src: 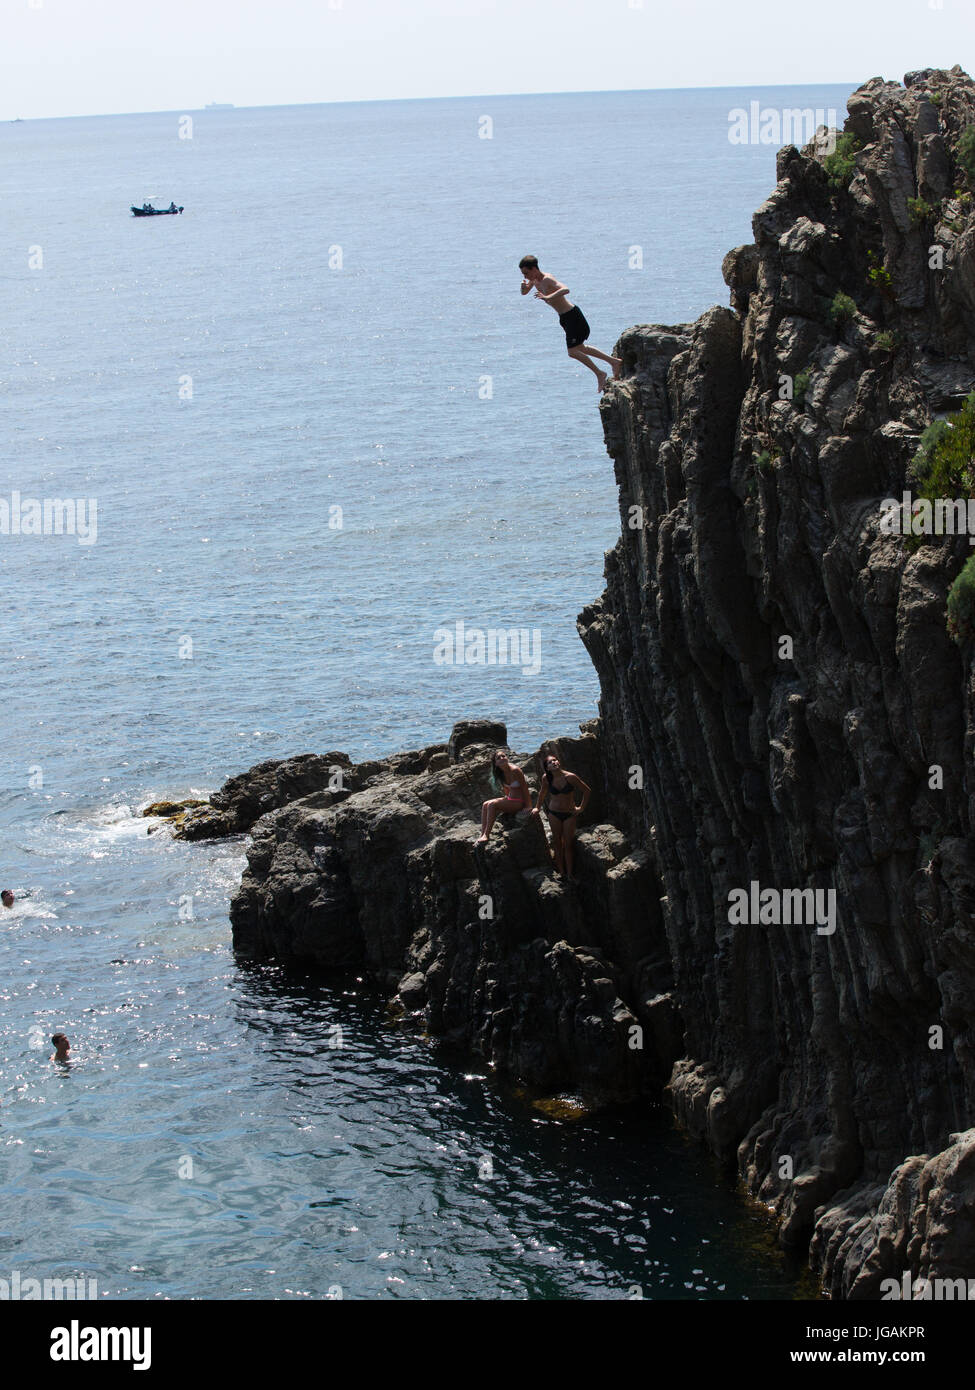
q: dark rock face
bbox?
[175,752,357,840]
[178,69,975,1294]
[447,719,508,761]
[578,69,975,1289]
[811,1126,975,1298]
[226,725,675,1102]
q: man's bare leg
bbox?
[578,343,623,377]
[568,345,609,391]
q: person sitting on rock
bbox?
[532,748,590,879]
[477,750,531,844]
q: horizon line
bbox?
[2,77,870,125]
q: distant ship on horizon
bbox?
[204,102,234,110]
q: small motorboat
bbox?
[131,202,184,217]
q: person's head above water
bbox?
[51,1033,70,1061]
[1,889,14,908]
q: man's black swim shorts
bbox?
[559,305,590,350]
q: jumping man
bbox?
[519,256,621,391]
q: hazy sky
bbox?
[2,0,972,120]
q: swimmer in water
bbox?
[1,890,14,908]
[51,1033,71,1063]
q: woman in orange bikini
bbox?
[532,748,591,879]
[477,750,531,844]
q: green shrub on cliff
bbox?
[909,418,953,486]
[947,555,975,644]
[908,196,940,224]
[917,821,945,867]
[823,132,862,189]
[909,391,975,497]
[866,249,893,292]
[793,368,813,407]
[958,127,975,185]
[828,291,857,325]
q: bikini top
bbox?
[547,775,573,796]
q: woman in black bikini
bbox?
[532,749,591,879]
[477,750,531,844]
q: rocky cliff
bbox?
[171,68,975,1297]
[578,65,975,1297]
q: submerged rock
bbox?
[142,798,207,834]
[527,1094,593,1122]
[142,798,206,819]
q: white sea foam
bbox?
[55,802,158,850]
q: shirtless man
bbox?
[51,1033,71,1063]
[519,255,622,391]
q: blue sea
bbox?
[0,86,851,1299]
